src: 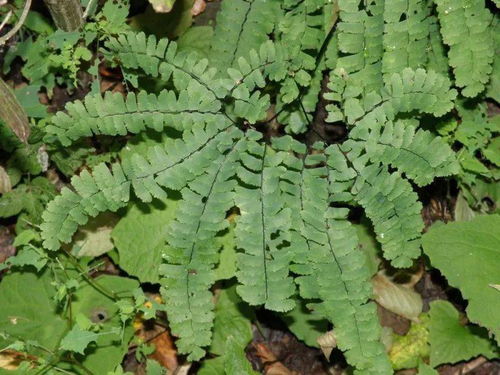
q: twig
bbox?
[82,0,97,20]
[0,0,32,46]
[455,356,488,375]
[0,10,13,32]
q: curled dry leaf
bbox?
[316,330,337,360]
[372,272,423,322]
[134,312,178,372]
[149,0,176,13]
[0,351,35,370]
[0,166,12,194]
[191,0,206,16]
[254,342,296,375]
[489,284,500,292]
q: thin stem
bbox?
[0,10,13,31]
[0,0,32,46]
[62,252,118,300]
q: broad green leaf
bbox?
[454,191,477,222]
[429,300,498,366]
[60,326,100,354]
[14,85,47,118]
[177,26,214,58]
[422,215,500,342]
[280,297,328,348]
[389,315,430,370]
[73,213,119,258]
[112,198,179,283]
[6,247,47,271]
[146,359,166,374]
[418,363,438,375]
[198,357,225,375]
[224,335,259,375]
[209,285,253,356]
[0,270,66,354]
[354,220,381,276]
[71,275,139,374]
[214,224,237,281]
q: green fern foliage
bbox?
[160,145,240,360]
[336,0,384,95]
[45,88,224,146]
[235,133,295,312]
[104,32,219,93]
[293,152,392,374]
[36,0,493,370]
[209,0,279,69]
[353,164,423,267]
[41,163,130,250]
[434,0,494,97]
[382,0,430,75]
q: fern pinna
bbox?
[40,0,496,373]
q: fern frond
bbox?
[382,0,430,75]
[351,164,423,267]
[426,15,449,75]
[234,132,295,312]
[45,87,224,146]
[125,123,241,202]
[41,123,241,250]
[221,42,281,123]
[336,0,384,95]
[349,119,459,185]
[382,68,456,117]
[434,0,494,97]
[104,32,221,95]
[277,63,324,133]
[160,144,240,361]
[339,68,456,125]
[209,0,279,70]
[41,163,130,250]
[294,156,392,374]
[273,0,326,107]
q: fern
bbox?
[41,163,130,250]
[209,0,279,69]
[234,133,295,311]
[336,0,385,95]
[434,0,494,97]
[382,0,430,75]
[37,0,492,369]
[44,88,224,146]
[160,141,241,360]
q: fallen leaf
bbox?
[191,0,206,16]
[254,342,296,375]
[316,330,337,360]
[149,0,176,13]
[0,166,11,194]
[0,350,35,370]
[134,313,178,372]
[373,271,423,321]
